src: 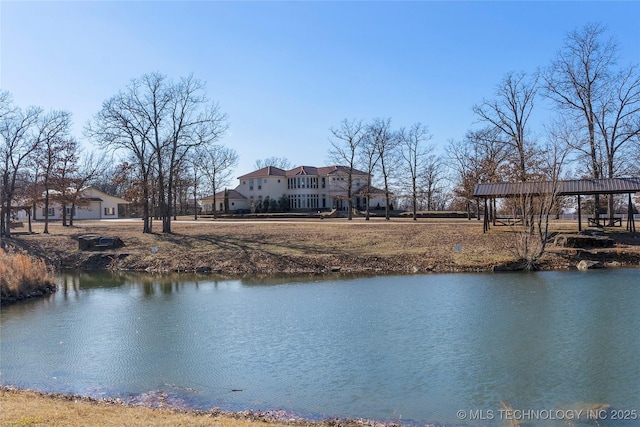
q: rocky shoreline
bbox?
[0,282,57,305]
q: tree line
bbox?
[2,23,639,238]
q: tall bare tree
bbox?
[88,72,228,233]
[358,127,380,221]
[398,123,433,220]
[542,23,617,221]
[369,118,398,220]
[33,110,73,233]
[473,71,539,182]
[328,118,366,220]
[596,65,640,222]
[0,93,43,238]
[87,87,156,233]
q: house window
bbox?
[65,206,75,216]
[42,207,55,216]
[249,179,254,190]
[258,178,262,190]
[104,207,115,216]
[322,177,326,188]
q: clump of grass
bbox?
[0,250,56,302]
[500,401,520,427]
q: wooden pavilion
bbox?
[473,177,640,233]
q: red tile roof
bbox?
[237,166,287,179]
[238,165,370,179]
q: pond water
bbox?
[1,270,639,426]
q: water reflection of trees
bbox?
[56,271,382,297]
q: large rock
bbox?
[554,234,613,248]
[577,260,604,270]
[78,235,124,251]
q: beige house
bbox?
[202,165,386,213]
[33,186,131,220]
[200,189,249,213]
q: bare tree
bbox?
[369,118,398,220]
[358,127,380,220]
[66,150,106,226]
[328,119,365,220]
[398,123,433,220]
[88,72,228,233]
[420,153,446,211]
[447,138,481,219]
[254,156,291,170]
[542,23,617,222]
[33,110,73,233]
[511,134,571,270]
[87,86,156,233]
[474,71,539,182]
[196,144,238,218]
[448,129,508,221]
[0,93,43,238]
[595,65,640,223]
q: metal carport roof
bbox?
[474,178,640,198]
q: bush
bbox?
[0,251,56,302]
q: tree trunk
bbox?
[43,189,50,234]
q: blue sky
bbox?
[2,1,639,177]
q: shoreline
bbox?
[0,386,406,427]
[2,218,639,305]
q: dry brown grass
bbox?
[0,388,291,427]
[0,250,55,301]
[8,218,517,274]
[7,217,639,275]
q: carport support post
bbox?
[577,195,582,232]
[483,197,490,233]
[628,193,636,233]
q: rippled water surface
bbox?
[1,270,639,426]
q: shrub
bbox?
[0,250,56,302]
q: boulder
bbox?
[78,235,125,251]
[554,234,613,248]
[577,260,604,270]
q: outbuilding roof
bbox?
[474,178,640,198]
